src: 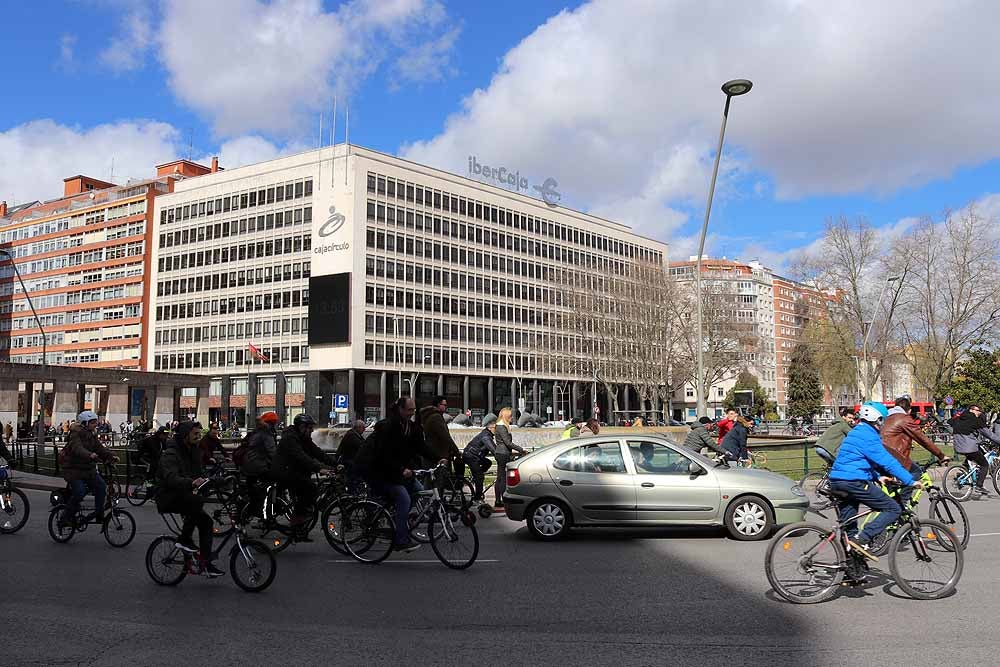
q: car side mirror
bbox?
[688,460,705,476]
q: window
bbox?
[231,378,248,395]
[285,375,305,394]
[257,376,276,394]
[627,442,693,475]
[552,444,626,473]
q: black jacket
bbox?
[464,428,497,460]
[156,433,205,509]
[273,426,334,481]
[720,422,749,460]
[337,429,366,464]
[138,434,164,465]
[356,416,434,485]
[241,426,276,477]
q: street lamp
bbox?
[860,275,901,401]
[694,79,753,419]
[0,248,47,445]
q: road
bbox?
[3,487,999,666]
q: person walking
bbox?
[493,407,524,510]
[3,421,12,446]
[815,408,856,454]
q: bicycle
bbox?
[242,470,340,552]
[765,482,963,603]
[47,464,136,547]
[797,448,835,511]
[341,464,480,569]
[0,462,30,534]
[145,500,277,592]
[737,449,768,470]
[126,462,159,506]
[943,442,1000,501]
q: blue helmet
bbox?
[859,401,889,423]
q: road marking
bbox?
[970,532,1000,537]
[327,559,500,564]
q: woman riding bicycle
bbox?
[827,402,922,557]
[60,411,119,528]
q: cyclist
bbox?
[419,396,464,479]
[199,423,226,466]
[881,395,949,505]
[60,411,118,528]
[815,408,855,454]
[272,414,335,539]
[137,426,169,487]
[156,421,223,577]
[827,402,921,558]
[463,418,497,500]
[238,411,279,516]
[950,404,1000,498]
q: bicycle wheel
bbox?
[145,536,189,586]
[797,472,832,511]
[753,452,768,466]
[47,506,76,543]
[927,495,970,550]
[208,490,237,538]
[428,506,479,570]
[240,505,292,553]
[126,475,151,506]
[0,487,30,534]
[321,501,350,556]
[888,519,962,600]
[765,522,845,604]
[943,464,975,501]
[409,495,444,543]
[103,508,136,548]
[229,539,277,592]
[443,478,474,511]
[992,466,1000,496]
[342,500,394,564]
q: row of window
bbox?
[367,172,662,264]
[364,340,535,374]
[156,317,309,346]
[159,179,313,226]
[156,290,308,322]
[158,206,312,250]
[158,261,311,297]
[209,375,306,397]
[157,233,311,273]
[366,313,532,347]
[154,345,310,371]
[365,285,548,327]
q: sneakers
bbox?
[393,541,421,553]
[847,538,879,562]
[174,540,198,555]
[974,488,992,499]
[203,562,226,578]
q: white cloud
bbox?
[200,135,308,170]
[403,0,1000,244]
[159,0,459,136]
[99,6,153,73]
[392,26,461,89]
[56,34,77,71]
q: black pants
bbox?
[245,475,271,517]
[462,454,492,499]
[281,476,318,517]
[494,454,510,505]
[162,494,213,559]
[965,450,990,489]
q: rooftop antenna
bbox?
[318,112,323,149]
[330,96,337,189]
[187,127,194,160]
[344,102,349,186]
[318,112,324,185]
[109,156,115,184]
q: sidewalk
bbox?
[10,470,64,492]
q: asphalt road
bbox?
[3,487,1000,667]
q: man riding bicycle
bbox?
[272,414,335,540]
[60,411,119,528]
[881,395,949,503]
[137,426,169,487]
[828,402,922,559]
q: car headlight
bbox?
[790,485,806,497]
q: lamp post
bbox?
[694,79,753,419]
[0,249,47,446]
[860,275,901,401]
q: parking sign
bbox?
[334,394,349,410]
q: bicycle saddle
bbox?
[818,486,850,500]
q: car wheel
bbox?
[724,495,774,541]
[526,500,571,541]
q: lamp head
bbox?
[722,79,753,97]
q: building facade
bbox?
[148,144,669,426]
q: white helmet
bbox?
[858,402,889,423]
[77,410,99,423]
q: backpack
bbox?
[232,431,254,468]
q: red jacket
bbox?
[716,418,734,444]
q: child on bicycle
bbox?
[827,402,922,558]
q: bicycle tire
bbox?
[103,509,136,548]
[797,472,832,511]
[145,536,189,586]
[0,487,30,534]
[753,452,768,466]
[342,500,394,564]
[764,522,845,604]
[48,506,76,543]
[409,495,445,544]
[208,489,237,539]
[229,539,277,592]
[888,519,962,600]
[927,495,970,550]
[993,466,1000,496]
[320,501,351,556]
[943,464,975,501]
[126,474,151,507]
[240,503,293,553]
[428,506,479,570]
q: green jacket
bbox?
[815,419,853,453]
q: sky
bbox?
[3,0,1000,272]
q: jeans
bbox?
[462,454,492,498]
[64,474,107,523]
[161,494,214,559]
[829,479,901,544]
[371,479,414,546]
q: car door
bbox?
[626,440,721,523]
[548,440,636,522]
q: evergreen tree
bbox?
[941,348,1000,412]
[787,344,823,418]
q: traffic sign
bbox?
[944,395,954,406]
[334,394,349,410]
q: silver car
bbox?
[503,435,808,541]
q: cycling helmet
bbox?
[77,410,99,424]
[858,401,889,423]
[293,414,317,428]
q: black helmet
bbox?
[294,414,317,428]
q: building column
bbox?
[153,386,174,426]
[275,374,287,423]
[532,379,539,416]
[591,381,598,419]
[51,381,79,427]
[221,377,231,427]
[487,378,494,415]
[571,382,579,419]
[77,384,87,413]
[409,373,416,399]
[623,385,630,424]
[20,381,33,428]
[247,373,258,419]
[463,376,470,412]
[379,371,388,419]
[347,369,356,421]
[106,384,129,428]
[196,387,210,425]
[511,379,519,421]
[436,374,444,396]
[0,379,18,429]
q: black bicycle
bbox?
[145,501,276,593]
[242,471,342,552]
[47,464,136,548]
[0,462,30,534]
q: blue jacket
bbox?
[828,422,914,485]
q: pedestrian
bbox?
[579,418,601,437]
[418,396,463,478]
[684,417,726,456]
[815,408,856,454]
[949,404,1000,498]
[561,417,585,440]
[493,407,524,510]
[3,421,12,445]
[720,415,751,464]
[717,408,738,444]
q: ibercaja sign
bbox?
[467,155,561,207]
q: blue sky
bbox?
[2,0,999,269]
